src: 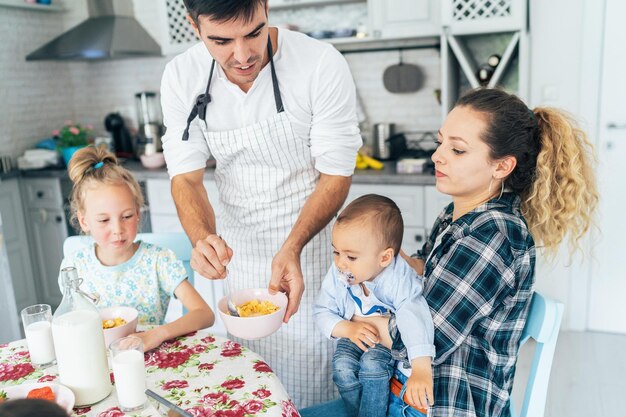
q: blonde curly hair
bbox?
[67,146,144,232]
[457,88,598,256]
[523,108,598,255]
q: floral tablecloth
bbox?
[0,330,300,417]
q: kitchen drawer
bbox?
[22,178,63,209]
[346,184,425,227]
[147,179,221,217]
[402,226,428,257]
[147,179,177,215]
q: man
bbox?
[160,0,361,407]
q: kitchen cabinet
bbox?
[368,0,441,40]
[146,178,226,336]
[0,178,38,318]
[21,178,68,310]
[440,0,529,115]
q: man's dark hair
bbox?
[183,0,267,27]
[336,194,404,255]
[0,399,69,417]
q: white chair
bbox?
[63,233,226,336]
[511,291,564,417]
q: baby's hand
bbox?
[346,321,379,351]
[404,357,434,409]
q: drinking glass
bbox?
[110,336,147,412]
[21,304,56,368]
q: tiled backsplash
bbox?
[0,2,441,159]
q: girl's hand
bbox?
[404,357,434,409]
[130,327,166,352]
[345,321,380,352]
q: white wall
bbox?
[528,0,605,330]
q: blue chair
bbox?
[511,291,564,417]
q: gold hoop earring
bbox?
[498,181,504,200]
[488,178,494,195]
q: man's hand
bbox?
[190,234,233,280]
[403,357,434,409]
[268,246,304,323]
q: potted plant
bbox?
[53,121,94,166]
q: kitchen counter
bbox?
[18,160,436,185]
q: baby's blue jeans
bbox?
[332,338,396,417]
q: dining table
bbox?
[0,329,300,417]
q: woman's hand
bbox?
[404,356,434,409]
[400,250,425,275]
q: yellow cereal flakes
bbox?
[235,299,280,317]
[102,317,127,329]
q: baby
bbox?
[313,194,435,417]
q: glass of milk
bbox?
[21,304,56,368]
[110,336,147,412]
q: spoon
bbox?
[227,297,240,317]
[226,278,240,317]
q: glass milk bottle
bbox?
[52,266,112,406]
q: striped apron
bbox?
[182,39,336,407]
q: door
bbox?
[587,0,626,333]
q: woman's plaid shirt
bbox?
[414,193,535,417]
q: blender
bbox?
[135,91,163,156]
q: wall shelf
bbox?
[0,0,63,12]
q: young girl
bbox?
[59,146,215,351]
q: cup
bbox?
[21,304,56,368]
[110,336,147,412]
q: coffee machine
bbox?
[135,91,164,156]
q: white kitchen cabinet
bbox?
[146,177,226,336]
[424,185,452,228]
[440,0,529,114]
[27,208,66,309]
[345,183,432,255]
[21,178,68,311]
[134,0,199,56]
[403,226,428,257]
[368,0,441,40]
[0,178,37,318]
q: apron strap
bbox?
[267,37,284,113]
[182,35,283,141]
[182,60,215,141]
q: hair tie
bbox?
[93,161,104,169]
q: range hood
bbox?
[26,0,162,61]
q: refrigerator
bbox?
[0,213,21,343]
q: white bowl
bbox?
[139,152,165,169]
[218,288,287,340]
[1,382,75,413]
[99,306,138,348]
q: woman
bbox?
[301,87,598,417]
